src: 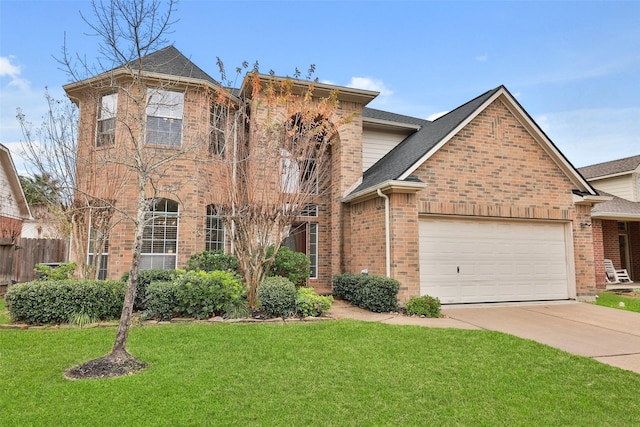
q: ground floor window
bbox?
[205,204,225,251]
[283,222,318,279]
[87,222,108,280]
[140,198,178,270]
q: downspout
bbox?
[376,189,391,277]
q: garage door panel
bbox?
[419,218,571,304]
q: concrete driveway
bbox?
[443,302,640,374]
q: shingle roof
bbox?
[351,86,502,194]
[578,154,640,179]
[128,45,218,85]
[362,107,431,127]
[592,190,640,217]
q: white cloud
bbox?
[0,56,21,77]
[0,56,30,91]
[347,77,394,97]
[427,111,449,121]
[475,54,488,62]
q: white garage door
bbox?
[419,217,572,304]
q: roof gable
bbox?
[131,45,218,84]
[351,86,596,196]
[578,154,640,180]
[0,144,31,220]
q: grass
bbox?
[0,298,9,324]
[596,291,640,314]
[1,321,639,426]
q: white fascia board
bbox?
[363,117,422,131]
[572,194,612,205]
[342,179,427,203]
[591,212,640,221]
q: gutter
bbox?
[377,189,391,278]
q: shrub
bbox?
[332,274,399,313]
[5,280,124,325]
[34,262,76,281]
[144,281,178,321]
[332,273,363,302]
[405,295,441,318]
[267,246,311,286]
[295,287,333,317]
[174,270,246,320]
[186,250,239,273]
[121,269,178,311]
[258,277,297,318]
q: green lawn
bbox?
[1,321,639,426]
[0,298,8,324]
[596,291,640,313]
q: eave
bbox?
[239,73,379,106]
[342,179,427,204]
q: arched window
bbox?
[205,204,225,251]
[140,198,179,270]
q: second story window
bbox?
[209,104,226,156]
[146,89,184,146]
[97,93,117,147]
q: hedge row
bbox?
[5,280,125,325]
[332,274,399,312]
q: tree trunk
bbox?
[111,178,147,355]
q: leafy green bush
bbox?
[121,269,178,311]
[296,287,333,317]
[405,295,441,317]
[144,281,178,321]
[174,270,246,320]
[267,246,311,286]
[332,273,363,303]
[34,262,77,281]
[186,250,240,273]
[5,280,124,325]
[258,277,297,318]
[332,274,399,313]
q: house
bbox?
[65,45,605,303]
[0,143,32,293]
[0,143,31,242]
[578,155,640,287]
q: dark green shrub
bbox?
[5,280,124,325]
[144,281,178,321]
[258,277,297,318]
[186,250,239,273]
[296,287,333,317]
[121,269,178,311]
[174,270,246,320]
[34,262,76,281]
[332,273,363,302]
[405,295,441,318]
[267,246,311,286]
[332,274,399,313]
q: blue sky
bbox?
[1,0,639,174]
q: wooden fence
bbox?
[0,237,69,296]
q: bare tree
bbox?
[209,70,345,307]
[58,0,186,376]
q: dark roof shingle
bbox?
[351,86,502,194]
[578,154,640,179]
[130,45,218,84]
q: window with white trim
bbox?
[145,89,184,146]
[140,198,179,270]
[280,150,317,194]
[205,204,225,251]
[209,104,226,156]
[87,220,109,279]
[97,93,117,147]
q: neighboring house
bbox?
[578,155,640,287]
[65,45,605,303]
[0,143,31,242]
[1,143,31,292]
[21,204,63,239]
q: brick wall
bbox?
[405,98,595,299]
